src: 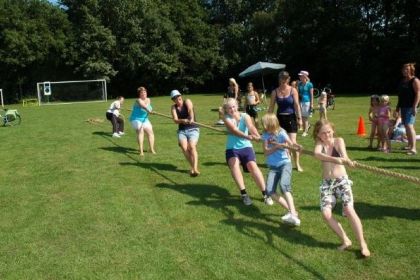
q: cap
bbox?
[298,70,309,76]
[170,90,181,99]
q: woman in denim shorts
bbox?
[313,119,370,257]
[396,63,420,155]
[170,90,200,177]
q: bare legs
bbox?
[405,124,417,154]
[288,133,302,172]
[322,206,370,257]
[179,139,200,176]
[227,158,266,192]
[136,126,156,156]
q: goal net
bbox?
[36,79,107,105]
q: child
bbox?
[368,95,380,149]
[106,96,125,137]
[313,119,370,257]
[245,82,260,128]
[261,113,301,226]
[223,98,273,206]
[376,95,392,153]
[390,114,407,142]
[318,91,327,120]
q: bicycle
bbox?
[313,86,335,110]
[1,108,21,126]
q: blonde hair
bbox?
[402,63,416,76]
[223,98,238,114]
[313,119,336,141]
[262,113,280,134]
[380,94,389,103]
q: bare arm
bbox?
[171,104,192,125]
[268,89,276,113]
[413,78,420,115]
[313,138,353,166]
[244,114,260,140]
[292,88,302,125]
[138,98,152,113]
[254,91,260,104]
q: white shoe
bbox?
[112,132,121,138]
[215,120,224,125]
[264,195,274,206]
[241,194,253,206]
[118,131,125,135]
[285,215,301,226]
[281,212,292,221]
[302,132,308,137]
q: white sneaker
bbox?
[112,132,121,138]
[281,212,292,222]
[302,132,308,137]
[118,131,125,135]
[264,195,274,205]
[215,120,224,125]
[241,194,253,206]
[285,215,301,226]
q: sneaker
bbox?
[264,195,274,206]
[241,194,253,206]
[215,120,224,125]
[112,132,121,138]
[281,212,292,222]
[118,131,125,136]
[302,132,308,137]
[285,214,301,226]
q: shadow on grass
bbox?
[301,202,420,221]
[100,146,138,154]
[120,161,180,172]
[157,182,334,279]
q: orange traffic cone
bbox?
[357,116,366,137]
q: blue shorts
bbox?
[401,107,417,125]
[178,128,200,142]
[266,162,292,195]
[225,147,256,173]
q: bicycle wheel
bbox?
[313,88,320,98]
[5,113,21,126]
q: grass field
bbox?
[0,94,419,279]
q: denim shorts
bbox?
[301,102,311,117]
[319,176,354,212]
[178,128,200,142]
[401,107,417,125]
[266,162,292,195]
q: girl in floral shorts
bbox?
[313,119,370,257]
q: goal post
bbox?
[36,79,107,105]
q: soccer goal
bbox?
[36,79,107,105]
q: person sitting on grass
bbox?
[170,90,200,177]
[223,98,273,206]
[106,96,125,138]
[261,113,302,226]
[313,119,370,257]
[129,86,156,156]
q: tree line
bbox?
[0,0,419,102]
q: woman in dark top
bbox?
[170,90,200,176]
[268,71,303,171]
[396,63,420,155]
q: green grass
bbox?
[0,94,419,279]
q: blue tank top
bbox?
[129,101,152,122]
[226,113,253,150]
[275,89,295,115]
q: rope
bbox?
[286,145,420,185]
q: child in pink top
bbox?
[368,95,380,149]
[375,95,392,152]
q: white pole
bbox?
[0,89,3,108]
